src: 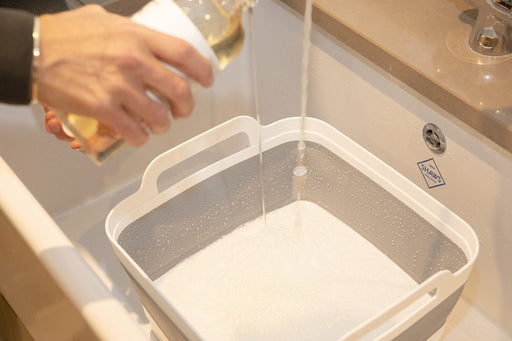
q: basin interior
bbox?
[119,141,467,283]
[115,140,468,339]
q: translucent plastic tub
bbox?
[106,116,479,341]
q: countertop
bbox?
[280,0,512,155]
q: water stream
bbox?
[300,0,313,140]
[249,0,314,220]
[248,8,266,223]
[294,0,313,199]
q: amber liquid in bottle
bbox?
[176,0,244,71]
[59,0,245,165]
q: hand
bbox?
[38,5,214,147]
[43,105,82,150]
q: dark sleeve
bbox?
[0,0,72,105]
[104,0,150,16]
[0,0,150,105]
[0,8,34,105]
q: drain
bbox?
[423,123,446,154]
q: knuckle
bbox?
[128,131,148,147]
[106,108,149,146]
[172,77,192,101]
[151,104,168,123]
[172,99,194,119]
[116,49,143,71]
[130,128,149,146]
[108,79,129,98]
[174,41,195,61]
[84,4,105,14]
[149,107,170,133]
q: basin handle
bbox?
[139,115,259,198]
[341,270,459,341]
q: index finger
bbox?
[142,27,214,88]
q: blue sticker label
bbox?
[417,158,445,189]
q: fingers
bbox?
[37,8,214,151]
[70,140,82,150]
[120,83,172,134]
[118,42,197,122]
[44,110,74,142]
[142,29,214,88]
[94,104,149,147]
[143,62,195,120]
[44,108,83,150]
[137,27,216,121]
[44,108,83,151]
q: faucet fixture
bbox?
[465,0,512,55]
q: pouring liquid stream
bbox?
[244,0,313,223]
[294,0,313,198]
[248,8,266,224]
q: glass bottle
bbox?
[55,0,252,165]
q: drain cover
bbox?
[423,123,446,154]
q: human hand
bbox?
[43,105,81,150]
[37,5,214,147]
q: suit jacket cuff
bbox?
[0,9,35,105]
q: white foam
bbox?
[155,201,419,340]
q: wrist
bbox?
[31,16,41,103]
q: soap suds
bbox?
[155,201,419,340]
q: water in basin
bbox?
[154,200,420,340]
